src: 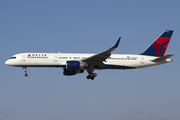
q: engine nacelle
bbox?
[63,69,84,76]
[66,61,87,70]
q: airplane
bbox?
[5,30,174,80]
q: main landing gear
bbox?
[23,67,28,77]
[87,73,97,80]
[86,65,97,80]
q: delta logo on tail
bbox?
[141,30,173,57]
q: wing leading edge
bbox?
[81,37,121,67]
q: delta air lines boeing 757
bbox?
[5,30,174,80]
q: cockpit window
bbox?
[10,57,16,59]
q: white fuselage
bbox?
[5,53,172,69]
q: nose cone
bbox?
[5,60,10,66]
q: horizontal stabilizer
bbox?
[151,54,174,62]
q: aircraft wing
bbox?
[81,37,121,67]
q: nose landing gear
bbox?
[23,67,28,77]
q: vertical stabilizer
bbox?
[140,30,173,57]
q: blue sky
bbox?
[0,0,180,120]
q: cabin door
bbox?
[54,56,59,62]
[21,55,26,62]
[140,57,144,64]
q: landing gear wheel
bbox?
[25,73,28,77]
[93,73,97,77]
[90,77,94,80]
[86,73,96,80]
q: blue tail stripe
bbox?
[160,30,173,37]
[140,45,157,56]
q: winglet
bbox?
[113,37,121,48]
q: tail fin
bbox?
[140,30,173,57]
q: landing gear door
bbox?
[54,55,60,62]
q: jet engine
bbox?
[66,61,87,70]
